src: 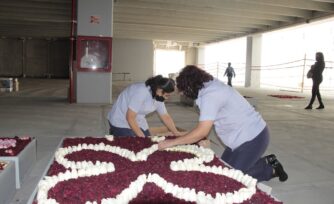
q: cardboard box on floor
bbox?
[149,126,186,136]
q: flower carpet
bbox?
[0,136,32,156]
[35,136,281,204]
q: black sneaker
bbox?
[305,105,312,110]
[265,154,277,165]
[316,105,324,109]
[272,159,288,182]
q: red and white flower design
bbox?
[0,136,31,156]
[36,137,281,204]
[0,138,16,149]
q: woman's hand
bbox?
[197,139,210,148]
[136,132,146,138]
[173,131,188,137]
[158,139,174,150]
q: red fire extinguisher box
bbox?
[76,36,112,72]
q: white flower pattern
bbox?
[37,137,257,204]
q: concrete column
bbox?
[197,47,205,65]
[245,34,262,88]
[76,0,113,103]
[185,47,198,65]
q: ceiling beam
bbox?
[0,13,70,22]
[0,6,70,15]
[114,8,277,27]
[114,21,248,34]
[114,15,269,32]
[116,0,312,18]
[1,0,334,42]
[0,1,71,10]
[115,1,294,22]
[313,0,334,3]
[113,31,224,43]
[241,0,334,11]
[0,15,71,23]
[0,27,70,37]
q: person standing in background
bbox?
[224,62,236,87]
[305,52,325,110]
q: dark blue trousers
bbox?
[221,126,273,181]
[109,123,150,137]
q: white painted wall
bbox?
[112,38,154,82]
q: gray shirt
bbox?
[108,83,167,130]
[195,79,266,150]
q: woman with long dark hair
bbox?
[108,75,181,137]
[305,52,325,109]
[158,65,288,182]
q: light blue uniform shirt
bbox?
[195,79,266,150]
[108,83,167,130]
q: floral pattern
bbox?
[0,136,31,156]
[36,137,281,204]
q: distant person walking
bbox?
[224,62,236,87]
[305,52,325,110]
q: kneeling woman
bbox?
[108,75,180,137]
[158,65,288,182]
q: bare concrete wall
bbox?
[0,39,23,76]
[0,38,70,78]
[112,38,154,82]
[49,40,70,78]
[25,39,48,77]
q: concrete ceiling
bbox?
[1,0,334,46]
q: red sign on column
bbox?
[90,15,100,24]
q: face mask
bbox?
[155,95,165,102]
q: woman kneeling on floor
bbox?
[158,65,288,182]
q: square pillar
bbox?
[76,0,113,103]
[245,34,262,88]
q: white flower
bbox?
[105,135,114,141]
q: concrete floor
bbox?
[1,78,334,204]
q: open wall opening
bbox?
[154,49,185,77]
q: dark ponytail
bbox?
[145,75,175,97]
